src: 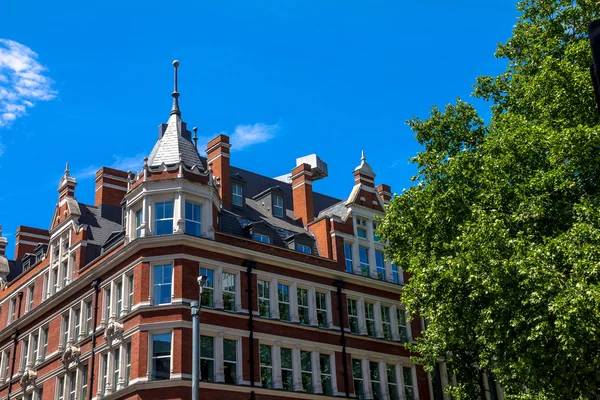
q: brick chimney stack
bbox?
[206,134,231,208]
[291,163,315,226]
[58,163,77,202]
[376,184,392,204]
[15,226,49,259]
[95,167,129,207]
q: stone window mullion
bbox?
[272,342,282,389]
[105,351,114,396]
[362,358,373,400]
[215,334,225,382]
[374,301,383,339]
[120,274,128,318]
[378,362,389,400]
[291,347,302,391]
[117,341,126,391]
[35,327,43,364]
[26,333,34,369]
[141,195,149,237]
[384,260,393,282]
[78,300,85,342]
[308,288,318,326]
[395,363,404,400]
[289,283,299,323]
[351,242,360,274]
[214,266,224,309]
[390,305,400,341]
[325,292,334,328]
[357,298,367,335]
[269,278,279,319]
[311,351,322,394]
[110,281,117,321]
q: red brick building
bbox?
[0,62,434,400]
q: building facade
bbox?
[0,62,438,400]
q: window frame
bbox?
[344,243,353,273]
[200,267,215,308]
[300,350,313,393]
[222,271,236,312]
[347,298,359,334]
[381,305,392,340]
[152,263,173,306]
[375,251,385,280]
[185,202,202,237]
[154,200,175,236]
[150,332,173,381]
[278,283,290,322]
[297,287,310,325]
[296,244,312,254]
[359,247,369,277]
[232,184,244,207]
[223,338,238,384]
[273,195,284,218]
[365,302,376,338]
[200,335,215,382]
[257,279,270,318]
[316,291,328,328]
[259,344,273,389]
[252,233,270,244]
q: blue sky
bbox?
[0,1,518,258]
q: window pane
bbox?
[359,247,369,276]
[223,339,237,384]
[344,243,353,272]
[152,333,171,381]
[259,344,272,389]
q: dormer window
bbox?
[273,196,284,218]
[155,201,174,235]
[296,244,312,254]
[185,202,201,236]
[356,217,368,239]
[232,184,244,207]
[253,233,270,244]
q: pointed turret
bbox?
[352,150,375,187]
[0,225,10,280]
[58,162,77,201]
[146,60,204,169]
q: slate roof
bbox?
[317,200,349,220]
[147,113,205,168]
[218,162,342,247]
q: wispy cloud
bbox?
[0,39,57,128]
[74,153,145,180]
[220,123,279,151]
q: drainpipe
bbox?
[243,260,256,389]
[7,291,23,400]
[88,279,100,400]
[333,280,350,398]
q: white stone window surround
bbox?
[352,356,420,400]
[337,228,403,285]
[16,324,50,375]
[21,385,44,400]
[25,284,35,313]
[344,292,412,343]
[8,296,16,324]
[97,341,131,398]
[196,331,244,384]
[101,272,135,326]
[125,181,216,241]
[197,263,242,313]
[56,363,88,400]
[0,347,10,383]
[46,223,76,298]
[145,330,174,382]
[147,260,175,308]
[255,272,334,329]
[259,338,339,395]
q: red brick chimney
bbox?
[15,226,49,259]
[376,184,392,204]
[206,134,231,208]
[291,163,315,226]
[95,167,129,207]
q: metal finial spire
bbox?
[0,225,3,237]
[171,60,181,116]
[65,162,70,176]
[361,150,366,163]
[193,127,198,149]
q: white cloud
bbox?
[0,39,57,128]
[229,122,279,150]
[74,153,145,180]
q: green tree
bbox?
[379,1,600,399]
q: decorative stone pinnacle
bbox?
[171,60,181,116]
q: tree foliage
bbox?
[379,1,600,399]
